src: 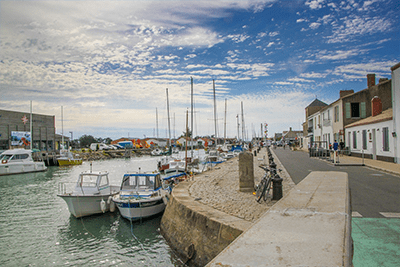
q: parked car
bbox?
[90,143,111,151]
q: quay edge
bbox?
[160,180,252,267]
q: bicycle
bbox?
[255,166,281,203]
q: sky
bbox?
[0,0,399,141]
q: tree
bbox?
[79,135,97,148]
[182,129,192,138]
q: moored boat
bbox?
[57,150,82,166]
[0,149,47,176]
[57,170,119,218]
[112,172,170,221]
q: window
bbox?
[351,103,360,117]
[346,102,366,118]
[334,106,339,122]
[362,130,367,150]
[383,127,389,151]
[353,131,357,149]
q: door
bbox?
[372,129,377,160]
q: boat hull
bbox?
[58,187,119,218]
[57,159,83,166]
[0,162,47,176]
[114,197,166,221]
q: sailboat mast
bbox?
[224,98,227,144]
[166,89,171,149]
[156,108,159,138]
[30,101,33,150]
[241,101,245,143]
[213,80,217,144]
[191,77,194,159]
[61,106,64,149]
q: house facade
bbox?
[391,62,400,163]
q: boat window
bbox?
[99,175,109,187]
[0,154,12,160]
[80,175,97,187]
[122,176,137,189]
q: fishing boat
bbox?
[57,150,82,166]
[57,170,120,218]
[0,149,47,176]
[112,172,170,221]
[151,148,164,156]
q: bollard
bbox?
[254,150,257,156]
[272,174,283,200]
[269,162,277,174]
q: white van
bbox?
[90,143,110,151]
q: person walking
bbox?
[333,140,339,163]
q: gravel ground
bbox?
[188,147,295,223]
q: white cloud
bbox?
[327,15,392,43]
[305,0,325,10]
[309,22,321,30]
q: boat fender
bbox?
[110,200,116,212]
[161,190,168,205]
[108,196,116,212]
[100,199,107,213]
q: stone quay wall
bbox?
[160,148,295,266]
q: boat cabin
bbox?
[0,149,32,163]
[121,173,162,191]
[75,171,110,195]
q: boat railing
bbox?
[58,182,76,195]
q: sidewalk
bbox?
[335,154,400,176]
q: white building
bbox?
[391,62,400,163]
[345,108,394,161]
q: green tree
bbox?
[79,135,97,148]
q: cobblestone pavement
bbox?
[188,148,295,222]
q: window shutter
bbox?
[345,103,351,118]
[360,102,366,118]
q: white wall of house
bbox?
[392,64,400,163]
[346,120,394,160]
[321,106,334,148]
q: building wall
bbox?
[392,63,400,163]
[345,120,394,162]
[342,79,392,127]
[0,109,55,150]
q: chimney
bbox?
[367,74,376,88]
[340,90,354,98]
[371,96,382,117]
[379,78,388,83]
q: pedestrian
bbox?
[333,140,339,151]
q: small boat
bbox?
[57,150,82,166]
[58,170,120,218]
[151,148,164,156]
[164,159,186,174]
[112,172,170,221]
[0,149,47,176]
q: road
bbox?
[272,147,400,266]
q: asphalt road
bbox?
[273,147,400,218]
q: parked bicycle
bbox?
[255,165,281,203]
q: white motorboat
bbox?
[0,149,47,176]
[58,170,120,218]
[112,172,170,221]
[151,148,163,156]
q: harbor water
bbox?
[0,155,188,266]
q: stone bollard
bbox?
[239,151,254,192]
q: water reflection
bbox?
[0,156,184,267]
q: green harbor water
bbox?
[0,156,185,266]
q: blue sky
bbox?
[0,0,398,140]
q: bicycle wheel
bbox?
[263,177,272,201]
[256,179,266,202]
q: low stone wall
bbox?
[160,180,252,266]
